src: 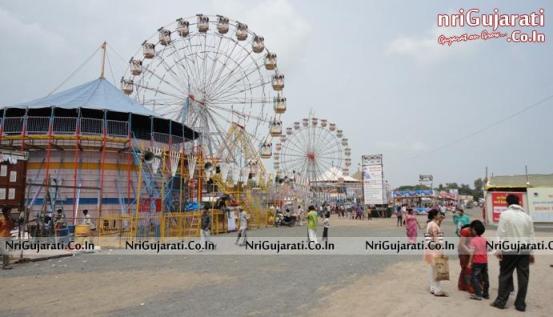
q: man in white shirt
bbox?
[398,205,406,227]
[235,208,249,246]
[491,194,535,312]
[297,205,304,226]
[82,209,96,231]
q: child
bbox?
[468,220,489,300]
[322,212,330,242]
[235,208,249,246]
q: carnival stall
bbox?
[484,174,553,224]
[392,189,436,214]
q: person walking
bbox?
[235,208,250,246]
[54,209,67,230]
[307,205,318,243]
[457,223,475,293]
[82,209,96,231]
[424,209,447,297]
[467,220,489,300]
[397,205,405,227]
[354,205,361,220]
[297,205,304,225]
[1,208,14,270]
[322,212,330,242]
[200,207,211,245]
[453,208,470,237]
[491,194,535,312]
[405,208,421,243]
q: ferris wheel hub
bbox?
[188,94,206,107]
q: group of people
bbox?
[199,206,251,246]
[0,207,98,270]
[274,205,305,227]
[335,204,370,220]
[425,194,535,312]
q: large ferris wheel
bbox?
[274,117,352,185]
[121,14,286,166]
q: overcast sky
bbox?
[1,0,552,187]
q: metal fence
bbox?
[80,118,104,135]
[106,120,128,137]
[2,117,25,134]
[1,116,179,143]
[26,117,50,134]
[53,117,77,134]
[153,132,170,144]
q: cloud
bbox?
[386,25,478,63]
[376,140,429,153]
[209,0,311,71]
[0,7,68,54]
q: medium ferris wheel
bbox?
[121,14,286,163]
[274,117,352,185]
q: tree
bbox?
[472,178,486,200]
[445,183,459,190]
[395,184,431,191]
[459,184,472,195]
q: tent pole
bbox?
[127,113,132,216]
[99,41,107,79]
[72,109,81,224]
[98,110,107,218]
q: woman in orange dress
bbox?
[458,224,474,293]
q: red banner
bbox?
[491,192,524,223]
[139,198,161,213]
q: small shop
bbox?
[391,189,435,214]
[484,174,553,224]
[437,191,459,211]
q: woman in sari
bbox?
[424,209,447,296]
[457,223,474,293]
[405,208,421,243]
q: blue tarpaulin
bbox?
[14,78,159,117]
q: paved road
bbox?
[2,211,466,317]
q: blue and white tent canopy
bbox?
[1,78,198,141]
[15,78,159,117]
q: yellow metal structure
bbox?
[217,123,268,183]
[207,123,272,229]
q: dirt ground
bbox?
[2,211,552,316]
[2,270,231,317]
[309,216,553,317]
[308,255,552,317]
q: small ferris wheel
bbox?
[274,116,351,185]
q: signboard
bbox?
[362,154,385,205]
[527,188,553,223]
[419,174,433,182]
[139,198,162,212]
[0,158,27,209]
[491,192,524,223]
[393,190,434,198]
